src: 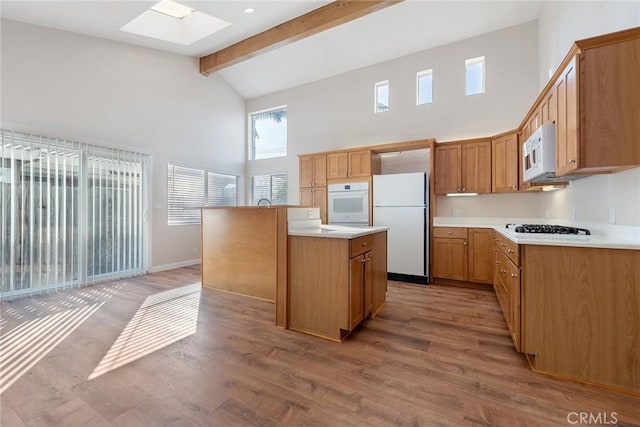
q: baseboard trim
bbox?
[148,259,200,274]
[388,273,429,284]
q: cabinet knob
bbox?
[457,188,461,192]
[463,241,467,246]
[511,273,518,278]
[507,249,514,254]
[500,243,506,247]
[512,184,517,189]
[462,188,466,192]
[361,242,368,246]
[568,159,576,163]
[447,231,452,235]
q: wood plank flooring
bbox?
[1,267,638,426]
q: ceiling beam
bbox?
[199,0,404,76]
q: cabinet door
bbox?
[299,188,313,206]
[432,238,467,281]
[299,155,314,187]
[508,261,521,351]
[348,150,371,177]
[434,144,461,194]
[364,251,373,317]
[349,254,365,330]
[492,133,518,192]
[555,55,579,176]
[314,187,327,224]
[468,228,494,284]
[462,141,491,193]
[312,155,327,186]
[327,153,349,179]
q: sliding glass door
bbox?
[1,130,148,299]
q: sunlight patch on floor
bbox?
[88,283,201,380]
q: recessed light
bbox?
[151,0,196,20]
[244,7,256,14]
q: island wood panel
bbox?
[275,207,288,327]
[371,230,388,315]
[521,245,640,393]
[201,208,278,302]
[288,236,349,341]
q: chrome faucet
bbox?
[257,198,272,207]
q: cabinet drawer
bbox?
[433,227,468,239]
[496,233,519,266]
[350,234,375,257]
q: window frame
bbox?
[167,163,238,226]
[374,80,390,113]
[465,56,485,96]
[249,105,288,161]
[416,69,433,105]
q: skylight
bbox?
[121,1,231,46]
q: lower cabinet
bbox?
[288,231,387,341]
[493,232,521,351]
[433,227,493,284]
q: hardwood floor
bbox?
[1,268,638,426]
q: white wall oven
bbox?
[327,182,369,225]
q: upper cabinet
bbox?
[435,140,491,195]
[299,154,327,188]
[327,149,379,180]
[521,28,640,178]
[492,132,519,192]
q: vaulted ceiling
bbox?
[1,1,542,98]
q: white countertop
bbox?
[433,217,640,250]
[288,224,389,239]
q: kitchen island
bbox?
[288,224,388,342]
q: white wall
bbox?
[1,20,247,269]
[246,21,540,212]
[536,2,640,226]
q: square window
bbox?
[252,173,288,205]
[465,56,485,96]
[374,80,389,113]
[250,107,287,160]
[417,69,433,105]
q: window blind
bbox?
[251,173,288,205]
[0,129,148,300]
[207,172,237,207]
[167,165,204,226]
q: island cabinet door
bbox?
[349,254,365,330]
[364,251,373,317]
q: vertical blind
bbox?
[167,165,238,225]
[0,129,148,300]
[252,173,288,205]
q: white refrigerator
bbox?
[373,173,428,282]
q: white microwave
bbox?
[327,182,369,225]
[523,123,557,183]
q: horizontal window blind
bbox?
[167,165,204,226]
[1,129,148,300]
[251,173,288,205]
[168,165,238,225]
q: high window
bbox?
[251,173,288,205]
[1,129,148,299]
[465,56,485,96]
[374,80,390,113]
[417,69,433,105]
[167,165,238,225]
[250,107,287,160]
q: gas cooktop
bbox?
[505,223,591,235]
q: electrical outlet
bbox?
[609,208,616,224]
[452,209,462,217]
[306,210,315,218]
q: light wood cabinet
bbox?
[493,232,521,351]
[299,154,327,188]
[299,154,327,223]
[434,144,461,194]
[327,149,375,180]
[288,231,387,341]
[491,132,519,192]
[435,141,491,195]
[433,227,493,285]
[555,55,579,176]
[467,228,494,284]
[299,187,327,224]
